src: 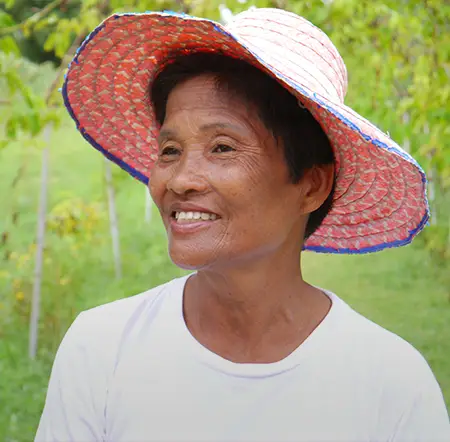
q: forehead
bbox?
[162,74,269,138]
[165,74,250,115]
[160,74,278,152]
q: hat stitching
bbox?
[236,23,345,99]
[236,32,343,102]
[229,11,348,83]
[62,10,430,254]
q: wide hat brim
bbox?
[63,9,429,254]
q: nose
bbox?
[167,151,209,196]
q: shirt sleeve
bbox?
[390,360,450,442]
[35,312,107,442]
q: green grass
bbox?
[0,120,449,441]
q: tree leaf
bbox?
[0,10,16,27]
[0,36,21,55]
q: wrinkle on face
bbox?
[149,74,308,270]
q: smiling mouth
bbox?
[171,211,219,223]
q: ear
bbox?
[298,163,335,215]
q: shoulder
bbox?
[74,275,186,338]
[328,293,439,389]
[328,294,449,438]
[331,293,424,355]
[60,275,187,363]
[36,277,188,441]
[327,293,447,409]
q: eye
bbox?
[159,146,180,157]
[212,144,235,153]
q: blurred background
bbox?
[0,0,449,440]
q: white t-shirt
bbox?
[35,274,450,442]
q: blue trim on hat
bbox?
[303,208,429,254]
[62,60,149,185]
[62,10,429,255]
[212,23,231,36]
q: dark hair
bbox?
[151,53,335,239]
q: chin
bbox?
[168,245,215,271]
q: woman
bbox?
[36,7,449,442]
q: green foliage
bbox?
[0,52,62,147]
[0,10,20,54]
[0,35,19,54]
[0,8,14,26]
[0,0,77,64]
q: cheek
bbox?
[213,157,267,204]
[219,162,284,213]
[148,167,167,207]
[213,171,257,218]
[220,166,297,237]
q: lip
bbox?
[166,202,221,235]
[169,217,219,235]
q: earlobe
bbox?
[299,164,335,215]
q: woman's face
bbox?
[149,74,316,270]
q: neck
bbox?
[183,248,330,360]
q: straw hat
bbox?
[62,7,429,254]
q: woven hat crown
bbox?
[227,8,348,103]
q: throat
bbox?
[182,275,331,364]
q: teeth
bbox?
[174,211,217,222]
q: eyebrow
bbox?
[157,122,248,144]
[199,122,247,135]
[157,128,176,145]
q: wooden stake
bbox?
[29,125,51,359]
[104,159,122,279]
[145,189,152,224]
